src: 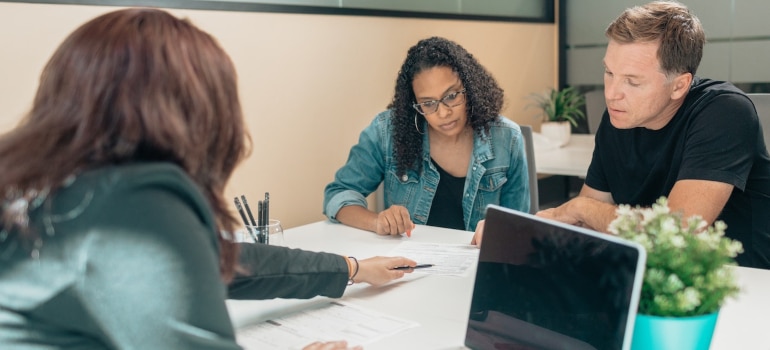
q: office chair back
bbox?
[747,93,770,152]
[584,89,606,134]
[520,125,539,213]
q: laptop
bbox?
[464,205,646,350]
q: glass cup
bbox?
[262,219,285,246]
[236,219,285,246]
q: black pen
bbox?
[392,264,434,270]
[234,197,258,242]
[264,192,270,245]
[257,200,264,243]
[241,195,260,243]
[264,193,269,226]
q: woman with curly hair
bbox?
[324,36,530,241]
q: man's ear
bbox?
[670,72,693,100]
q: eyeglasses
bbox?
[412,89,466,115]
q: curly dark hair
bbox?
[388,36,504,177]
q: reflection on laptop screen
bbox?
[465,205,645,350]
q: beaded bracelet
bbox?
[347,256,359,285]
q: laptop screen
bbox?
[465,205,646,350]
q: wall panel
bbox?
[0,2,555,228]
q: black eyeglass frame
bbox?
[412,89,467,115]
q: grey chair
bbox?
[520,125,539,213]
[747,93,770,151]
[584,89,606,134]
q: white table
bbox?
[710,266,770,350]
[227,221,770,350]
[227,221,476,349]
[534,133,594,177]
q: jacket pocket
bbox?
[385,168,420,206]
[478,171,508,192]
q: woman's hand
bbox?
[375,205,415,236]
[353,256,417,286]
[303,340,362,350]
[470,219,485,246]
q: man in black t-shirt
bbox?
[538,2,770,269]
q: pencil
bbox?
[257,200,264,243]
[264,193,270,245]
[234,197,258,242]
[241,195,260,243]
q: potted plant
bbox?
[608,197,743,350]
[528,86,586,147]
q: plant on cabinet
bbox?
[529,86,586,147]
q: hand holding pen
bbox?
[392,263,433,270]
[352,256,418,286]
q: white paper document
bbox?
[236,301,419,349]
[388,241,479,276]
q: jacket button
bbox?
[401,175,408,182]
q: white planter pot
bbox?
[540,121,571,147]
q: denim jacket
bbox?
[323,110,530,232]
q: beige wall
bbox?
[0,2,556,229]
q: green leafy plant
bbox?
[528,86,586,127]
[609,197,743,317]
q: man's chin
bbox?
[608,117,634,129]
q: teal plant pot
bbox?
[631,312,719,350]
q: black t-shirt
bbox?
[586,77,770,269]
[427,158,466,230]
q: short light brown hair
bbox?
[606,1,705,77]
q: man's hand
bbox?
[536,186,617,233]
[536,205,584,226]
[470,220,485,246]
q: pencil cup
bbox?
[240,219,285,246]
[234,228,256,243]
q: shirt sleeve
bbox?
[677,93,757,190]
[323,113,389,221]
[79,175,240,349]
[228,244,348,300]
[585,131,609,192]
